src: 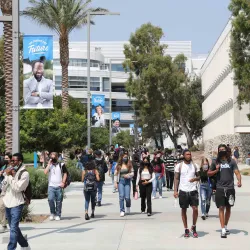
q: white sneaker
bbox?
[55,216,61,221]
[120,211,125,217]
[126,207,130,214]
[49,214,55,221]
[152,196,155,199]
[0,225,7,233]
[21,245,31,250]
[159,196,163,199]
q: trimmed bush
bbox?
[66,159,82,182]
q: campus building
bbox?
[201,19,250,159]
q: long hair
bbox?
[116,153,132,173]
[200,157,209,171]
[139,157,153,175]
[216,144,231,164]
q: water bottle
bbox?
[228,195,234,206]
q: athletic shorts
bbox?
[179,190,199,209]
[215,188,235,208]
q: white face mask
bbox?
[203,165,208,171]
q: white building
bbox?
[53,41,193,131]
[201,19,250,158]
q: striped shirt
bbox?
[164,156,177,172]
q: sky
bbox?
[16,0,231,55]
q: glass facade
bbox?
[102,77,110,92]
[54,59,99,68]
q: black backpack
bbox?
[18,169,32,205]
[59,163,71,188]
[85,170,97,191]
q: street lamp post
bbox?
[87,11,120,148]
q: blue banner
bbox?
[23,35,53,61]
[91,94,106,127]
[112,112,120,121]
[129,124,134,135]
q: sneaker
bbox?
[21,245,31,250]
[141,211,145,214]
[126,207,130,214]
[147,213,152,216]
[152,196,155,200]
[206,214,209,218]
[221,230,227,238]
[55,216,61,221]
[159,196,163,199]
[120,211,125,217]
[191,226,198,238]
[85,214,90,220]
[167,188,170,191]
[225,228,230,235]
[91,213,95,218]
[49,214,55,221]
[184,229,190,238]
[112,190,116,193]
[201,214,206,220]
[98,201,101,207]
[0,226,8,233]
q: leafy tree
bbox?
[22,0,107,110]
[91,127,109,150]
[112,130,133,149]
[229,0,250,108]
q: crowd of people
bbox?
[0,143,243,249]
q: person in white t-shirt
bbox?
[44,152,67,221]
[174,149,200,238]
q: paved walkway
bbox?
[1,176,250,250]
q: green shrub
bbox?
[27,168,48,199]
[189,145,199,152]
[242,172,249,176]
[21,204,32,222]
[66,160,82,182]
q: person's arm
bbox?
[61,164,68,188]
[82,170,86,182]
[5,171,29,193]
[190,164,201,182]
[23,80,40,104]
[149,172,155,183]
[95,170,100,182]
[208,162,218,177]
[127,166,134,179]
[174,164,180,198]
[44,160,52,175]
[40,80,53,100]
[160,163,165,178]
[136,169,140,186]
[233,161,242,187]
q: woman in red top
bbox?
[151,153,164,199]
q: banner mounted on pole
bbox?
[129,124,135,136]
[112,112,121,136]
[91,94,105,128]
[23,35,54,109]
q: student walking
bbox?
[82,160,100,220]
[164,149,177,191]
[136,157,155,216]
[199,158,212,220]
[208,144,242,238]
[114,151,134,217]
[174,149,200,238]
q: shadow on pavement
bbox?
[99,203,113,206]
[206,215,219,219]
[216,229,248,235]
[61,216,81,220]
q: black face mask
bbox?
[123,158,128,164]
[4,160,9,166]
[144,162,149,166]
[51,158,57,164]
[218,150,227,158]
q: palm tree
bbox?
[22,0,107,110]
[0,0,13,153]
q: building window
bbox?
[111,64,130,72]
[103,77,110,92]
[54,59,100,68]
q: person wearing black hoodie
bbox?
[132,154,140,197]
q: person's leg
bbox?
[179,191,189,229]
[132,179,137,197]
[8,205,29,250]
[206,187,213,215]
[166,170,170,189]
[169,171,174,190]
[48,186,56,216]
[0,196,7,228]
[152,177,157,198]
[84,191,91,213]
[190,191,199,226]
[97,181,103,202]
[192,206,198,226]
[124,179,131,208]
[200,185,206,216]
[219,206,225,228]
[158,176,163,196]
[91,191,97,214]
[225,206,231,227]
[118,179,125,212]
[181,208,188,228]
[139,184,146,212]
[55,187,63,217]
[146,183,153,214]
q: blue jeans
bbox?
[5,204,28,250]
[96,181,104,202]
[48,186,63,217]
[118,178,131,212]
[200,183,212,215]
[84,190,96,211]
[76,161,83,170]
[152,173,163,197]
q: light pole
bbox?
[87,11,120,148]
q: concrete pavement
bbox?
[1,176,250,250]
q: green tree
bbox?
[112,130,133,149]
[91,127,109,150]
[22,0,107,110]
[229,0,250,108]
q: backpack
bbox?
[85,170,97,191]
[59,163,71,188]
[18,170,32,205]
[178,161,198,176]
[96,160,108,182]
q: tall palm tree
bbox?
[0,0,13,153]
[22,0,107,110]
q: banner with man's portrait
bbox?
[112,112,121,136]
[129,124,135,136]
[23,35,54,109]
[91,94,105,128]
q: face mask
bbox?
[51,158,57,164]
[203,165,208,171]
[144,162,149,166]
[123,157,128,163]
[96,157,102,161]
[4,160,9,166]
[218,150,227,158]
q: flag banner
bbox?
[130,124,135,136]
[91,94,105,128]
[23,35,54,109]
[112,112,121,136]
